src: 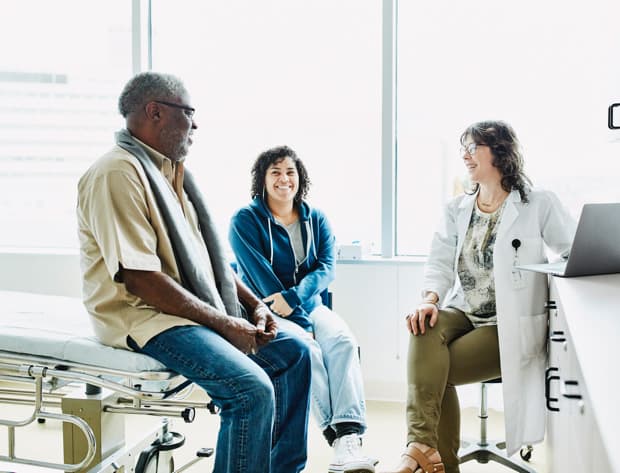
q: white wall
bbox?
[0,250,81,297]
[330,260,423,401]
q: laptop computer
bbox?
[517,202,620,277]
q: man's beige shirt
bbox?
[77,138,219,349]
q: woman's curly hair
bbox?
[250,145,311,207]
[461,120,532,203]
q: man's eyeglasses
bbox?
[460,142,482,156]
[154,100,195,119]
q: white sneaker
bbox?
[328,433,377,473]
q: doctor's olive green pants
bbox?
[406,307,501,472]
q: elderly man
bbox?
[77,72,311,473]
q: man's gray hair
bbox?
[118,72,188,117]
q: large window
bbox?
[2,2,619,255]
[396,0,620,255]
[0,1,131,248]
[151,0,382,250]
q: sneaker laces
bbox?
[342,434,361,457]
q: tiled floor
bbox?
[0,391,547,472]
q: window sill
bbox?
[0,247,79,256]
[336,254,427,265]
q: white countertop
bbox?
[552,274,620,472]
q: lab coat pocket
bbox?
[519,312,548,358]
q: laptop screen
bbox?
[563,203,620,277]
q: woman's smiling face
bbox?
[461,137,499,184]
[264,157,299,205]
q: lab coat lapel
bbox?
[456,194,475,256]
[496,190,521,241]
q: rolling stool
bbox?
[458,379,536,473]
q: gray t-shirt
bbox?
[284,220,305,264]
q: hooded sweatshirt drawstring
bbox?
[267,218,274,265]
[308,218,317,259]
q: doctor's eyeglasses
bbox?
[460,142,480,156]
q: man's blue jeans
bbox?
[132,325,311,473]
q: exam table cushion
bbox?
[0,290,166,373]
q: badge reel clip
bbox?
[511,239,526,290]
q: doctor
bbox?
[382,120,576,473]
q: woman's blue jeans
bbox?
[276,305,367,433]
[132,324,311,473]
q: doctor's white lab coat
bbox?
[423,188,576,456]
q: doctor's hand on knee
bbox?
[405,303,438,336]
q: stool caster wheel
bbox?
[520,445,533,462]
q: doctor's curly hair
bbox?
[250,145,311,207]
[461,120,532,203]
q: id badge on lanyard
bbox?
[511,238,526,290]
